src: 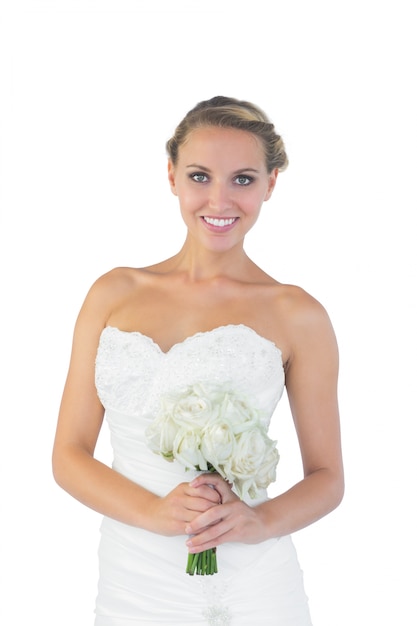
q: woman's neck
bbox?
[169,238,254,282]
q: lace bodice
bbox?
[95,324,285,499]
[96,324,284,417]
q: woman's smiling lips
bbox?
[201,216,238,231]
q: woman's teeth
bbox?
[203,217,237,227]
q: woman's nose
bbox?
[208,182,233,212]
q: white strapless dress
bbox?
[94,325,312,625]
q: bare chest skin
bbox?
[105,269,290,361]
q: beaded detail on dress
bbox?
[199,577,231,625]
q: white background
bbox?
[1,0,416,624]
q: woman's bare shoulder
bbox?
[273,283,329,318]
[268,282,336,355]
[91,265,160,295]
[77,267,151,324]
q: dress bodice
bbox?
[95,324,285,499]
[96,324,284,415]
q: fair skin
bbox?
[53,126,344,555]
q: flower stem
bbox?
[186,548,217,575]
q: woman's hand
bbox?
[145,480,223,537]
[184,473,269,553]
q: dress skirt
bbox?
[94,517,312,625]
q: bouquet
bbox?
[145,383,279,575]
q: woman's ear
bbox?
[167,160,178,196]
[264,168,279,201]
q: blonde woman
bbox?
[53,96,344,625]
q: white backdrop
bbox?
[1,1,416,624]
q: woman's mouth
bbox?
[202,216,238,228]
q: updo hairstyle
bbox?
[166,96,288,173]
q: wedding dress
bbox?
[94,324,313,625]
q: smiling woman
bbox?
[167,126,278,252]
[52,95,343,625]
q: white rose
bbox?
[173,429,208,471]
[200,420,235,475]
[233,476,258,500]
[219,394,260,435]
[232,431,278,499]
[170,384,216,429]
[231,427,277,497]
[254,442,279,490]
[231,428,268,476]
[145,412,178,460]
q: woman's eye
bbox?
[235,175,253,186]
[190,173,209,183]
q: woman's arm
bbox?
[185,289,344,551]
[258,291,344,536]
[52,270,220,535]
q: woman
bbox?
[53,95,344,625]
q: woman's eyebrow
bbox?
[186,163,211,171]
[186,163,260,174]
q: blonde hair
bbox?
[166,95,288,173]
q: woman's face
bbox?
[168,126,278,253]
